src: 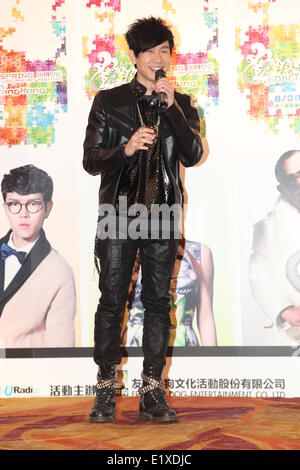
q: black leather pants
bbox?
[94,219,178,373]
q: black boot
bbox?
[139,367,177,423]
[88,365,117,423]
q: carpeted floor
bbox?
[0,396,300,450]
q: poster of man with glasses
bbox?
[0,165,76,348]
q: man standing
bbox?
[83,17,203,423]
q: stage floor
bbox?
[0,396,300,450]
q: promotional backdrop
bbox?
[0,0,300,398]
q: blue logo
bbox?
[4,385,13,397]
[1,385,39,397]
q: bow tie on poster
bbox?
[0,243,27,265]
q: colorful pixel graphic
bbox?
[0,0,67,147]
[236,1,300,134]
[83,0,219,137]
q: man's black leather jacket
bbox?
[83,76,203,207]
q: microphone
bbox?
[155,69,167,110]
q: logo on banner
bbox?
[0,0,68,147]
[236,1,300,134]
[0,385,39,397]
[83,0,219,137]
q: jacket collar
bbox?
[129,74,147,100]
[0,228,51,317]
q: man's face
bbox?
[4,192,53,248]
[129,40,171,92]
[280,152,300,210]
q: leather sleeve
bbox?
[163,95,203,167]
[83,91,136,175]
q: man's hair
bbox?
[275,150,300,184]
[125,16,174,57]
[1,164,53,203]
